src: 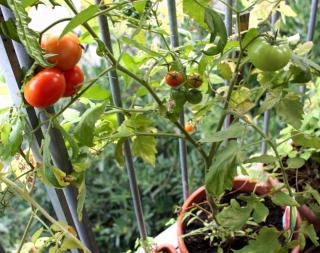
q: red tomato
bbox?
[63,65,84,97]
[24,68,66,108]
[41,33,82,71]
[165,71,184,88]
[184,122,194,132]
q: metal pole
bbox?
[167,0,189,200]
[300,0,319,94]
[95,0,147,242]
[0,6,99,253]
[224,0,233,129]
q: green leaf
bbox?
[61,237,80,250]
[217,199,252,230]
[21,0,38,7]
[291,131,320,149]
[239,195,269,223]
[299,221,319,246]
[217,63,232,80]
[242,28,259,49]
[287,157,305,169]
[183,0,210,28]
[245,155,277,164]
[31,227,43,243]
[56,124,79,160]
[256,95,280,115]
[201,122,246,143]
[82,84,110,100]
[7,0,51,67]
[234,227,281,253]
[121,37,163,57]
[76,173,86,221]
[132,136,157,166]
[0,18,19,42]
[204,8,227,55]
[60,5,99,38]
[271,192,299,207]
[276,94,303,129]
[74,103,106,147]
[133,0,146,14]
[305,184,320,206]
[205,141,240,196]
[115,138,125,166]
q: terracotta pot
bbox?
[177,177,300,253]
[153,244,177,253]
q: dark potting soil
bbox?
[285,158,320,192]
[183,191,285,253]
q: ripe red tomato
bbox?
[184,122,194,132]
[24,68,66,108]
[63,65,84,97]
[41,33,82,71]
[165,71,184,88]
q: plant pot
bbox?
[177,177,300,253]
[153,244,177,253]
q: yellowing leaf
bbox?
[279,2,297,17]
[132,136,157,166]
[294,41,313,56]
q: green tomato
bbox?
[247,38,291,71]
[186,89,203,104]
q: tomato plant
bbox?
[41,33,82,71]
[186,89,202,104]
[247,38,291,71]
[63,65,84,97]
[24,68,66,108]
[165,71,184,88]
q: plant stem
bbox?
[0,176,91,253]
[17,211,35,253]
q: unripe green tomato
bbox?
[247,38,291,71]
[186,89,203,104]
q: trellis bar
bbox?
[95,0,148,243]
[167,0,189,200]
[0,6,99,253]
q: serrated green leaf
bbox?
[133,0,146,14]
[7,0,50,67]
[205,141,240,196]
[291,131,320,149]
[245,155,277,164]
[132,136,156,166]
[201,122,246,143]
[276,94,303,129]
[204,8,227,55]
[76,173,86,221]
[287,157,305,169]
[31,227,43,243]
[217,63,232,80]
[242,28,259,49]
[299,221,319,246]
[60,5,99,38]
[256,95,280,115]
[61,237,80,250]
[21,0,38,7]
[271,192,299,207]
[74,103,106,146]
[217,199,252,230]
[183,0,210,28]
[56,124,79,160]
[0,18,19,42]
[234,227,281,253]
[81,84,111,101]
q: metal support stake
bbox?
[0,6,99,253]
[167,0,189,200]
[300,0,319,94]
[224,0,233,129]
[95,0,147,242]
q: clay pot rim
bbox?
[153,244,177,253]
[177,177,301,253]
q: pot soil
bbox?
[153,244,177,253]
[177,177,300,253]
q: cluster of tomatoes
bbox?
[164,70,203,133]
[24,33,84,108]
